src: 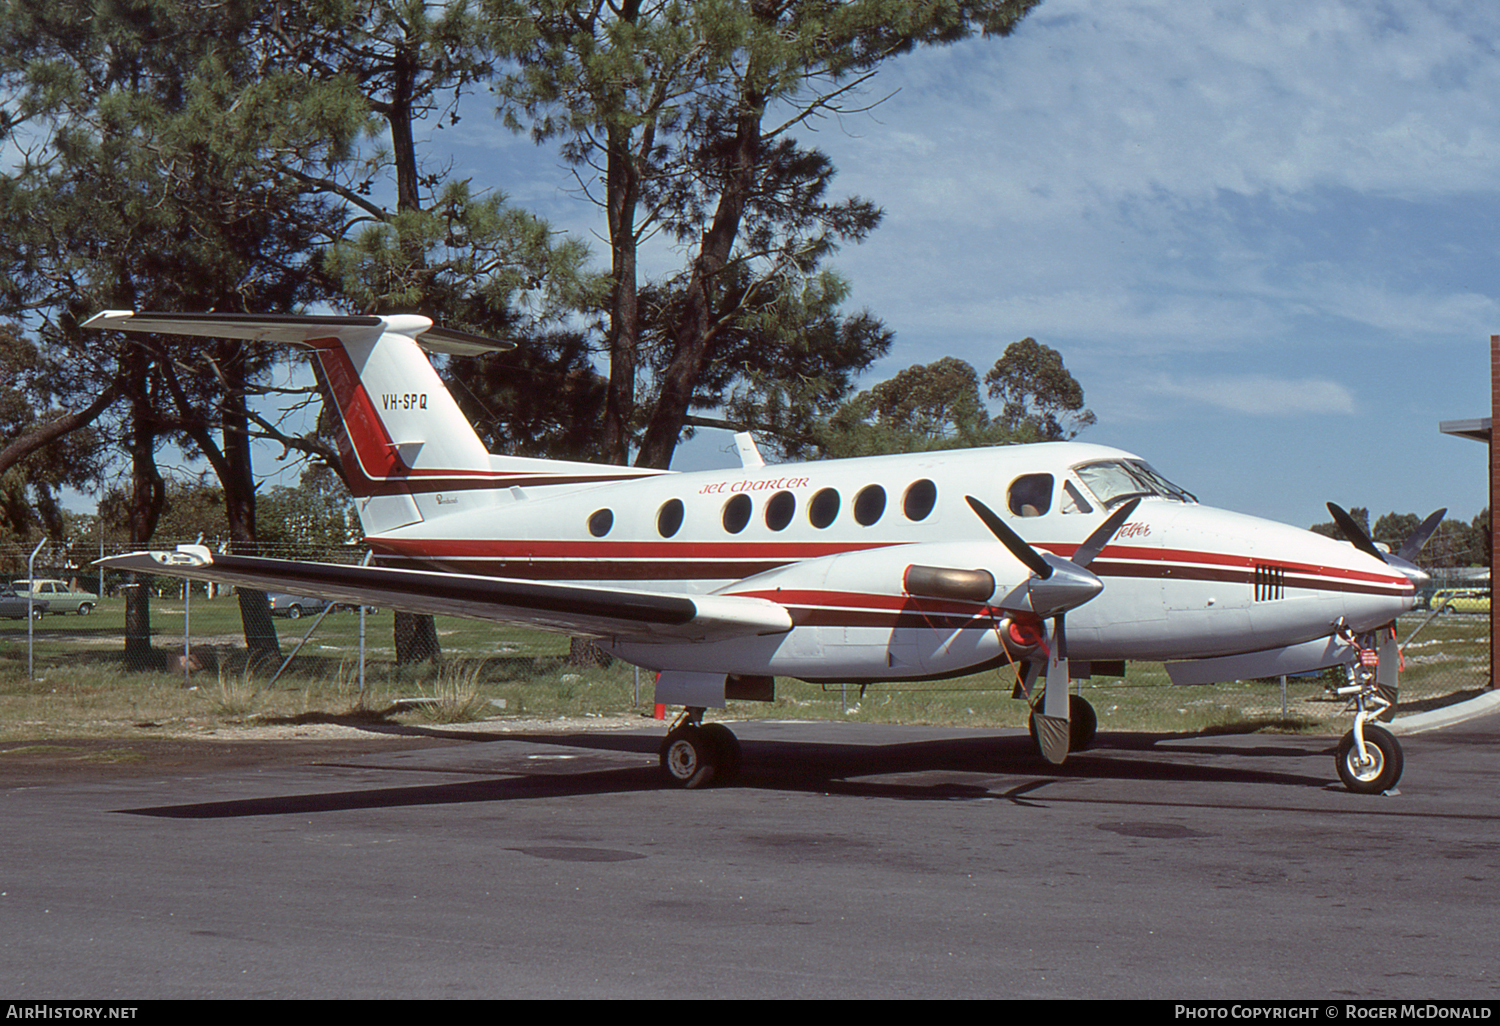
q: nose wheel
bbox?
[1335,724,1403,795]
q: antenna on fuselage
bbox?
[734,432,766,469]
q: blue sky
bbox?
[420,0,1495,533]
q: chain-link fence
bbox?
[0,540,1489,734]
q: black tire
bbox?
[659,725,716,789]
[699,723,742,785]
[286,605,302,620]
[1336,725,1403,794]
[1069,695,1097,751]
[77,603,93,616]
[1027,695,1097,756]
[30,606,43,621]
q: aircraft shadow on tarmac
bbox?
[114,727,1336,820]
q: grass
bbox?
[0,598,1487,740]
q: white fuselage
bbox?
[364,442,1414,682]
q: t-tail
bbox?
[83,311,665,536]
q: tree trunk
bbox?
[383,32,442,666]
[393,610,440,665]
[568,636,613,668]
[218,343,282,669]
[601,121,642,466]
[123,353,164,670]
[635,103,763,470]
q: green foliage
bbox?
[779,336,1097,460]
[321,181,600,325]
[985,336,1097,441]
[256,481,360,556]
[99,477,224,546]
[486,0,1043,467]
[262,1,601,333]
[0,0,1051,524]
[673,267,894,459]
[446,330,612,461]
[0,0,352,317]
[0,325,106,541]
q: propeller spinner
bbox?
[965,495,1142,764]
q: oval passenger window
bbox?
[765,491,796,531]
[722,493,752,534]
[657,499,685,538]
[808,488,840,529]
[903,479,937,521]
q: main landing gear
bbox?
[659,708,742,788]
[1329,622,1404,795]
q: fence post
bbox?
[26,537,44,680]
[359,550,372,695]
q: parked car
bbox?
[1431,588,1490,614]
[266,592,334,619]
[10,578,97,615]
[0,587,48,620]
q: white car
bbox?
[11,579,98,615]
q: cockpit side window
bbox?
[1007,473,1053,517]
[1060,480,1093,514]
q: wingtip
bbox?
[95,546,213,571]
[81,310,135,330]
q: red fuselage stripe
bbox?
[370,539,1411,597]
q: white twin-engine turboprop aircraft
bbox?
[85,310,1443,794]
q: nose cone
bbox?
[1305,530,1420,629]
[1387,555,1430,591]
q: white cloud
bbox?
[1133,373,1358,418]
[825,0,1500,221]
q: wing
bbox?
[100,548,791,643]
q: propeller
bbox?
[1325,503,1446,719]
[965,496,1142,764]
[1396,508,1446,566]
[1326,503,1445,589]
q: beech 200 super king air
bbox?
[84,310,1443,794]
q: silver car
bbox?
[266,592,333,619]
[0,588,48,620]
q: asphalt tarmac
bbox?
[3,707,1500,1000]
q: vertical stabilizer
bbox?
[82,310,670,537]
[304,317,496,497]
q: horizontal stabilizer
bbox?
[99,548,792,644]
[81,310,514,356]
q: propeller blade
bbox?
[966,495,1052,579]
[1396,508,1447,564]
[1072,497,1142,569]
[1326,503,1385,563]
[1034,616,1072,765]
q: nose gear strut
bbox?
[1328,620,1404,794]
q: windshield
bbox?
[1073,459,1196,507]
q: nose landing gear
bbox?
[1330,623,1403,794]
